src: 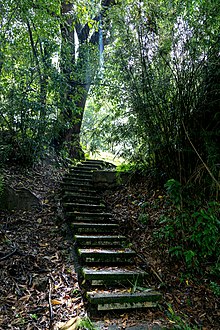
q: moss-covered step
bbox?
[70,222,119,234]
[69,168,95,175]
[63,203,106,212]
[76,164,102,170]
[65,173,93,180]
[86,290,162,311]
[83,160,116,170]
[74,235,127,247]
[81,267,147,286]
[83,160,106,165]
[61,182,95,192]
[66,211,112,222]
[78,248,136,264]
[62,177,92,185]
[63,188,97,196]
[62,192,102,204]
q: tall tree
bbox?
[91,0,220,189]
[0,0,60,164]
[57,0,114,159]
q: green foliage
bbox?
[116,163,134,173]
[1,0,220,174]
[91,0,220,191]
[0,0,108,164]
[0,0,62,165]
[191,203,220,259]
[210,282,220,297]
[155,186,220,273]
[77,317,98,330]
[30,314,38,320]
[166,304,199,330]
[164,179,182,210]
[0,175,4,199]
[138,213,149,225]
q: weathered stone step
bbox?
[76,164,102,171]
[84,160,116,170]
[81,267,147,286]
[62,159,162,316]
[63,203,106,212]
[68,217,115,224]
[63,188,97,195]
[70,222,119,234]
[69,168,95,175]
[82,159,106,165]
[78,248,136,264]
[61,182,96,192]
[62,193,101,203]
[66,211,112,221]
[65,173,93,180]
[86,290,162,311]
[63,177,92,185]
[74,235,127,247]
[83,160,105,165]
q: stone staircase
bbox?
[62,159,162,315]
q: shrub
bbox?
[154,179,220,274]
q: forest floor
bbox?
[0,162,219,329]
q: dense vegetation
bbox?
[0,0,114,163]
[81,0,220,284]
[85,0,220,187]
[0,0,219,315]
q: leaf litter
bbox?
[0,164,85,329]
[0,164,169,330]
[1,164,219,329]
[101,179,220,330]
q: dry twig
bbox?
[48,276,54,328]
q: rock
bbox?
[33,275,48,291]
[0,185,41,210]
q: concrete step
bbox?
[66,211,112,221]
[74,235,127,247]
[68,217,115,224]
[83,160,105,166]
[63,191,100,198]
[69,168,95,174]
[62,193,102,204]
[86,290,162,311]
[62,159,162,316]
[81,267,147,286]
[70,222,119,234]
[61,182,96,193]
[63,177,92,185]
[76,164,102,171]
[65,173,93,180]
[78,248,136,264]
[84,160,116,169]
[63,202,106,212]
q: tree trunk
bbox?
[55,0,114,160]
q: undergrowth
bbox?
[154,179,220,277]
[0,174,4,200]
[166,304,200,330]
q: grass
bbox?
[86,150,125,166]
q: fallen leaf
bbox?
[39,242,48,247]
[104,318,110,326]
[19,294,31,302]
[59,316,80,330]
[51,299,62,305]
